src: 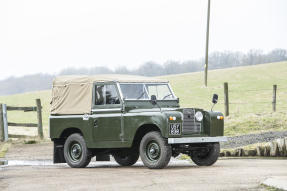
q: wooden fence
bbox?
[223,83,281,116]
[0,99,43,142]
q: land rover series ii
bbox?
[50,75,226,169]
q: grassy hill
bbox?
[164,61,287,136]
[0,61,286,137]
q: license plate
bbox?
[169,123,181,135]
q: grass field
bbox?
[0,61,286,137]
[164,61,287,136]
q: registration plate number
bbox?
[169,123,181,135]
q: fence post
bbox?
[2,104,8,141]
[0,104,4,141]
[224,82,229,116]
[36,99,44,139]
[272,85,277,112]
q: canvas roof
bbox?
[50,75,168,114]
[53,75,168,86]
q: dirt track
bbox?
[1,143,287,191]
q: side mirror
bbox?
[151,95,157,105]
[212,94,218,104]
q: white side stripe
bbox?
[49,113,121,119]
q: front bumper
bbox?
[168,136,228,144]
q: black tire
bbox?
[191,143,220,166]
[64,133,91,168]
[113,149,139,166]
[139,131,172,169]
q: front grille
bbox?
[182,109,201,134]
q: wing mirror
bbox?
[212,94,218,104]
[151,95,157,105]
[211,94,218,111]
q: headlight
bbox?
[195,111,203,121]
[169,116,176,121]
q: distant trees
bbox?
[58,48,287,77]
[60,66,113,75]
[136,61,164,76]
[0,49,286,95]
[0,74,54,95]
[267,49,287,62]
[114,66,130,74]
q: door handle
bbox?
[94,119,98,128]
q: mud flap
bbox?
[53,140,66,163]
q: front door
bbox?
[92,83,122,142]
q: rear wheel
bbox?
[113,149,139,166]
[191,143,220,166]
[139,131,172,169]
[64,133,91,168]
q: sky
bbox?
[0,0,287,80]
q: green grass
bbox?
[0,61,286,137]
[163,61,287,135]
[0,142,11,158]
[261,184,285,191]
[164,61,287,113]
[0,90,51,137]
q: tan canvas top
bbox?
[53,74,168,86]
[51,75,168,114]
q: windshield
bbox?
[119,83,175,100]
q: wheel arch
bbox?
[52,128,85,164]
[59,127,84,139]
[131,124,162,148]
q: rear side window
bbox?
[95,84,120,105]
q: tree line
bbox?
[0,49,286,95]
[59,49,287,76]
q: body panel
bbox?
[50,107,224,148]
[203,111,224,137]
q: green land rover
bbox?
[49,75,227,169]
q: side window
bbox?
[95,85,105,105]
[94,84,120,105]
[106,85,120,104]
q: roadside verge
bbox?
[262,176,287,191]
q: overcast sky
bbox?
[0,0,286,79]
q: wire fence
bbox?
[223,83,287,116]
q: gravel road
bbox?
[1,143,287,191]
[222,130,287,149]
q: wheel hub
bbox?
[69,142,82,161]
[150,148,155,154]
[146,141,161,161]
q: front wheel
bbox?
[139,131,172,169]
[191,143,220,166]
[64,133,91,168]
